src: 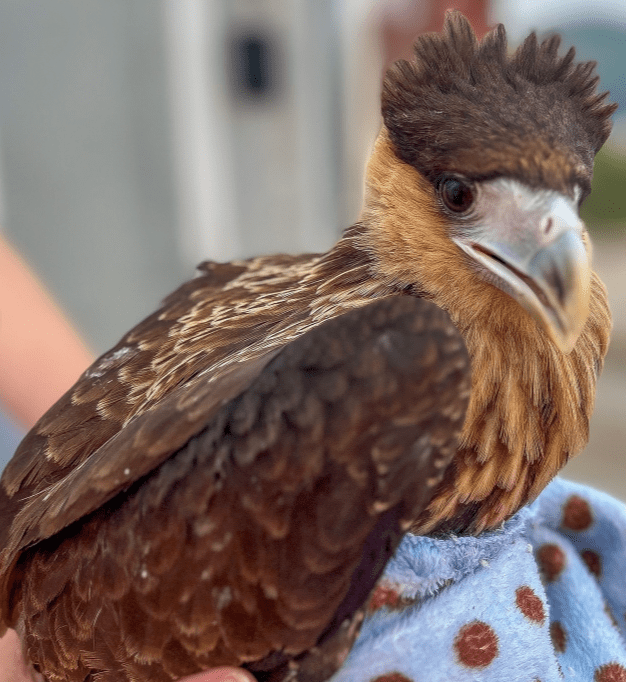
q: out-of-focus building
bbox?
[0,0,386,464]
[165,0,350,265]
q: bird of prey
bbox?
[0,12,615,682]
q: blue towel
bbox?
[330,478,626,682]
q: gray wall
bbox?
[0,1,185,353]
[0,0,355,354]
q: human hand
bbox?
[0,629,39,682]
[0,628,255,682]
[180,671,255,682]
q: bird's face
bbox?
[360,130,593,354]
[441,175,591,353]
[372,13,616,355]
[360,127,611,533]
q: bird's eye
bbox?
[439,176,475,214]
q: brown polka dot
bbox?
[594,662,626,682]
[370,674,413,682]
[368,584,401,612]
[550,621,567,653]
[454,621,499,668]
[562,495,593,531]
[581,549,602,578]
[536,543,567,582]
[515,586,545,624]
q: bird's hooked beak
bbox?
[453,178,591,353]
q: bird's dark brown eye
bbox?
[439,176,475,214]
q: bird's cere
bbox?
[452,178,591,353]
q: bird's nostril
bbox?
[544,217,553,235]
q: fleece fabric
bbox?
[329,478,626,682]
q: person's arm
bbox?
[0,235,93,428]
[0,238,94,681]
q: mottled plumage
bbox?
[6,297,470,681]
[0,12,615,682]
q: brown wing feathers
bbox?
[0,249,379,577]
[11,296,470,681]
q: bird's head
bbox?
[358,11,616,354]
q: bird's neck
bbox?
[413,272,611,534]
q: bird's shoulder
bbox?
[0,254,320,578]
[3,254,314,489]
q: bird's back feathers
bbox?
[0,244,389,595]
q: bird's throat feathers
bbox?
[422,269,610,534]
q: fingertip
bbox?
[181,668,256,682]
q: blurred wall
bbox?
[164,0,347,266]
[0,1,185,353]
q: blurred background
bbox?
[0,0,623,500]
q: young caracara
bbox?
[0,12,615,682]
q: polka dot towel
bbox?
[329,478,626,681]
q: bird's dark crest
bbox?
[382,11,617,196]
